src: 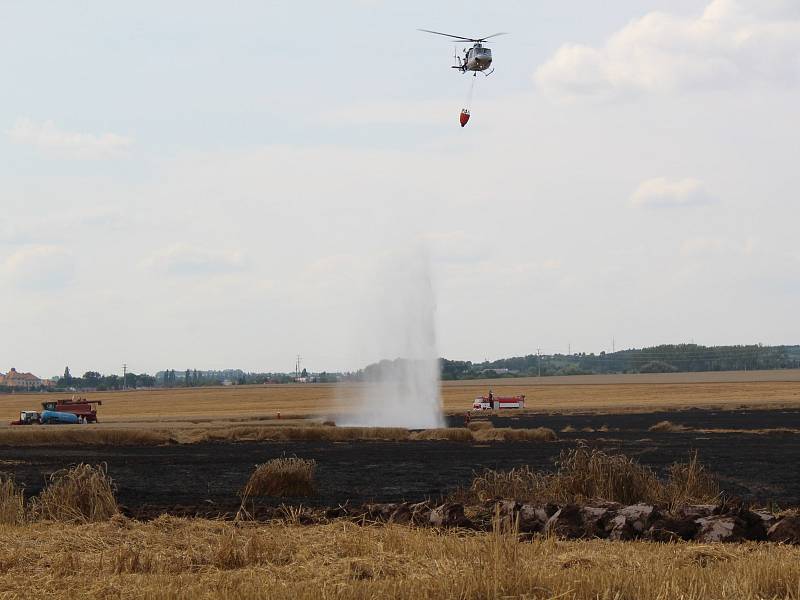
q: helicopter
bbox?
[418,29,508,76]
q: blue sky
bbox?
[2,0,799,376]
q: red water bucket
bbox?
[460,109,470,127]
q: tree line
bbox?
[7,343,800,393]
[439,344,800,380]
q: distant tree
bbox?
[639,360,678,374]
[184,369,191,386]
[136,373,155,388]
[83,371,101,385]
[98,374,120,391]
[301,368,308,378]
[63,366,73,385]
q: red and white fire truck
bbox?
[472,394,525,411]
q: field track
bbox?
[1,369,799,424]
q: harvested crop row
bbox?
[0,425,558,446]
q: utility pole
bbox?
[122,363,127,391]
[295,354,302,381]
[568,343,571,356]
[537,347,541,377]
[612,337,615,353]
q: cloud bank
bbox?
[8,118,132,159]
[141,243,247,277]
[535,0,800,99]
[631,177,714,208]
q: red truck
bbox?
[472,394,525,411]
[40,398,102,423]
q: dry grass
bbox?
[662,452,721,509]
[649,420,689,432]
[0,424,559,446]
[0,518,798,599]
[696,427,800,435]
[0,428,172,446]
[30,463,118,523]
[410,427,557,443]
[0,425,414,446]
[184,425,412,444]
[466,447,719,506]
[472,427,558,442]
[410,428,474,442]
[0,474,25,525]
[466,420,494,431]
[241,457,317,499]
[466,465,545,502]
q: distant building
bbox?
[0,368,50,389]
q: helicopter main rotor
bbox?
[417,29,508,43]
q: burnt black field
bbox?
[3,408,800,518]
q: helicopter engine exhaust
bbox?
[460,109,470,127]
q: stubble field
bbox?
[2,371,800,598]
[3,369,800,426]
[2,519,800,600]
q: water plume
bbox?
[339,246,443,429]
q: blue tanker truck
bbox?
[40,410,81,424]
[10,410,83,425]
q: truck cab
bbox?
[10,411,41,425]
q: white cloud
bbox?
[8,118,132,159]
[1,245,74,290]
[631,177,713,208]
[680,236,727,257]
[535,0,800,99]
[141,243,246,276]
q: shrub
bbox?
[546,447,659,504]
[469,466,545,502]
[465,447,719,506]
[241,457,317,498]
[662,451,720,508]
[31,463,118,522]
